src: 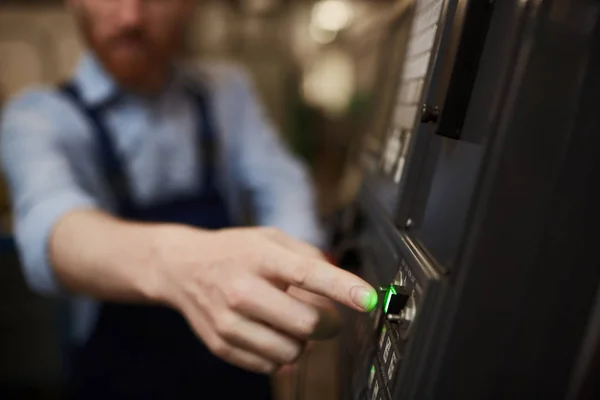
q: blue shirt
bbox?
[0,53,323,342]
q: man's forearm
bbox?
[49,209,171,303]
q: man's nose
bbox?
[118,0,143,28]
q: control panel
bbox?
[337,1,461,393]
[337,189,442,400]
[367,271,418,400]
[337,0,600,398]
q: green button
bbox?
[383,285,397,313]
[382,284,410,315]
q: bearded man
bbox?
[0,1,377,399]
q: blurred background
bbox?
[0,0,405,399]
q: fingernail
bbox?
[351,286,378,311]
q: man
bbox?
[0,0,378,399]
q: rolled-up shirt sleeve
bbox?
[229,70,325,248]
[0,90,100,295]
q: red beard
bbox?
[76,9,185,93]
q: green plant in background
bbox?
[287,94,321,166]
[286,86,372,167]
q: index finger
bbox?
[263,248,378,313]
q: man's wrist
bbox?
[131,223,181,305]
[138,224,210,308]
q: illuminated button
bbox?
[382,285,410,315]
[368,365,376,388]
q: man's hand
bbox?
[50,212,376,375]
[150,226,376,374]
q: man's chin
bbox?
[94,46,170,92]
[105,59,158,90]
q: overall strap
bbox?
[58,83,134,212]
[185,81,220,193]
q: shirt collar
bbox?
[71,51,192,107]
[72,51,119,107]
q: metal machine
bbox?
[334,0,600,398]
